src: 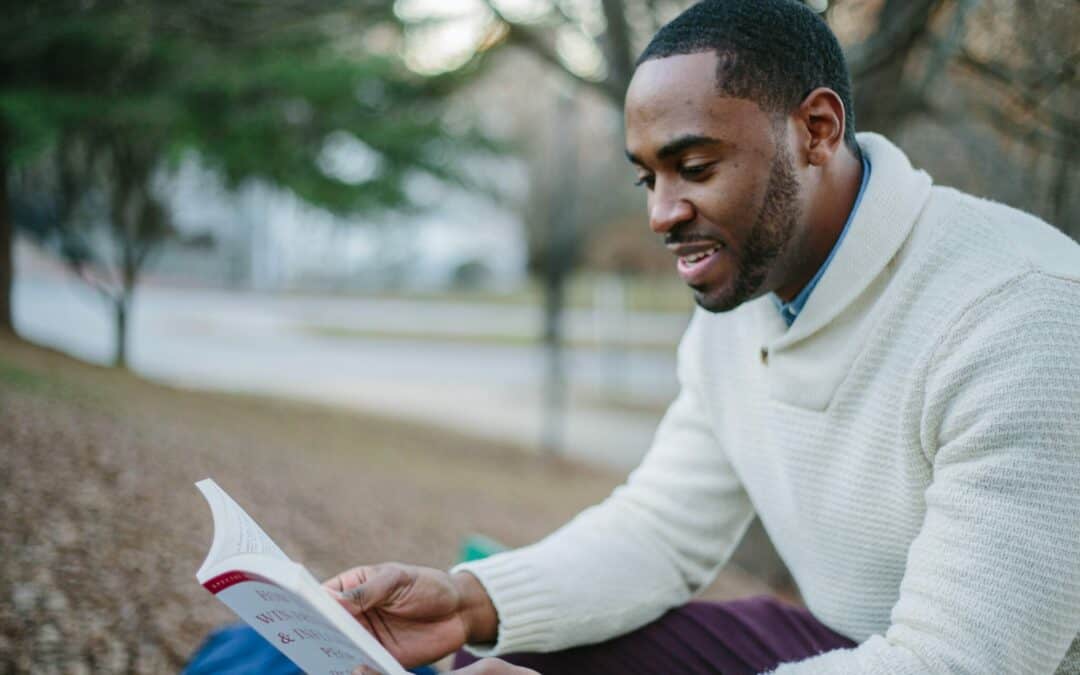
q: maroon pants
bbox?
[453,596,855,674]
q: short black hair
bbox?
[638,0,860,154]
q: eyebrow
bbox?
[625,134,726,165]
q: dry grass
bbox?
[0,334,776,673]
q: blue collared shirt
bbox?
[772,155,872,326]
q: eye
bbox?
[679,163,713,180]
[633,174,655,190]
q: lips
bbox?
[671,241,727,284]
[679,245,722,265]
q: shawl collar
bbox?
[756,133,933,410]
[775,133,932,348]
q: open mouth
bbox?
[679,245,723,265]
[675,241,727,283]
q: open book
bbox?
[195,478,408,675]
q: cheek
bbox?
[696,166,769,224]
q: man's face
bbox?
[625,51,803,313]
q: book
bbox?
[195,478,408,675]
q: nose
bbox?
[648,184,694,234]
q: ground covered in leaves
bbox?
[0,335,776,674]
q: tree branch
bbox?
[67,257,120,305]
[481,0,624,104]
[927,96,1078,159]
[847,0,943,78]
[916,0,977,94]
[955,49,1079,135]
[957,49,1079,102]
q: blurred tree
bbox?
[539,89,580,455]
[14,133,173,369]
[1,0,492,364]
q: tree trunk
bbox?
[113,295,128,368]
[540,91,580,457]
[599,0,635,99]
[541,270,567,455]
[0,152,13,335]
[113,229,142,370]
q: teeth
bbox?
[681,246,720,264]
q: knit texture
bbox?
[455,134,1080,674]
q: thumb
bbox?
[339,565,411,614]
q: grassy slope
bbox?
[0,335,774,673]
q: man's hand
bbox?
[324,563,498,668]
[355,660,539,675]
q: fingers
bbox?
[324,564,411,614]
[323,565,372,595]
[346,566,409,614]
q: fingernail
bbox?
[342,586,363,602]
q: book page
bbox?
[196,479,289,579]
[202,558,407,675]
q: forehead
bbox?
[625,52,771,158]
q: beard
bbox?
[693,140,799,313]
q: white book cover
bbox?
[195,478,409,675]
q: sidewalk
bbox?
[14,269,687,471]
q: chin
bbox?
[691,286,742,314]
[691,268,770,313]
[690,256,777,313]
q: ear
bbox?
[795,87,847,167]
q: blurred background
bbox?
[1,0,1077,672]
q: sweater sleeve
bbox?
[772,272,1080,675]
[453,313,756,656]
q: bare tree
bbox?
[17,135,173,368]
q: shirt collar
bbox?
[772,154,872,327]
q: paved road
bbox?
[13,275,689,469]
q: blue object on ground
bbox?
[182,624,299,675]
[183,623,438,675]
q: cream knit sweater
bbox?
[456,134,1080,674]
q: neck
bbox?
[774,148,864,303]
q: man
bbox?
[328,1,1080,673]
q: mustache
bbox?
[664,228,721,247]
